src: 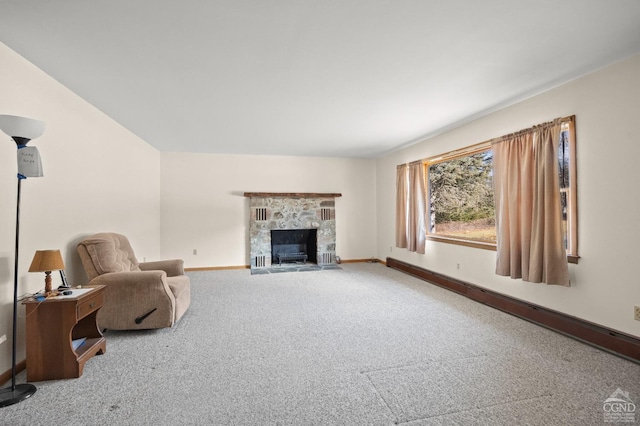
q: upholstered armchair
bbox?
[77,232,190,330]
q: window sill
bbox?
[426,235,580,264]
[427,235,497,251]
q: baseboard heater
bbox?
[386,257,640,363]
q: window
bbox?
[424,116,578,261]
[558,119,578,260]
[426,143,495,246]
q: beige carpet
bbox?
[1,263,638,425]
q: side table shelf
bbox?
[23,285,106,381]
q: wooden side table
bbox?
[23,285,106,381]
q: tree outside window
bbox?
[427,149,495,244]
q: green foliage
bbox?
[429,151,494,224]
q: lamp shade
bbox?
[0,115,45,140]
[28,250,65,273]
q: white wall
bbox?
[160,153,377,268]
[376,53,640,337]
[0,43,162,375]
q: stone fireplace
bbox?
[244,192,341,271]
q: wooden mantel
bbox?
[244,192,342,198]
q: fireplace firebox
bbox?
[271,229,317,265]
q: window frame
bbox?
[423,116,579,263]
[562,118,579,263]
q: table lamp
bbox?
[29,249,66,295]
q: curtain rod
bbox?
[490,115,574,145]
[438,115,575,160]
[401,115,575,166]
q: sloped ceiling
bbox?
[1,1,640,158]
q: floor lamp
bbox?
[0,115,45,407]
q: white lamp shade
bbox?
[0,115,45,140]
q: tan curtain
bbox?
[395,164,408,248]
[408,161,427,254]
[492,119,570,286]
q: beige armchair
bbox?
[77,232,190,330]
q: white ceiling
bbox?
[1,1,640,158]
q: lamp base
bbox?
[44,271,52,294]
[0,383,37,407]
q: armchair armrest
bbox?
[139,259,185,277]
[90,270,169,290]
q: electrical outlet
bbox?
[456,263,460,270]
[389,246,393,252]
[0,334,6,345]
[193,249,198,255]
[634,306,640,321]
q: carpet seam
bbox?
[396,393,556,425]
[362,372,400,425]
[360,353,488,375]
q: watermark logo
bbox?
[604,388,636,423]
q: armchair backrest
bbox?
[77,232,141,281]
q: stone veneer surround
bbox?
[244,193,341,270]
